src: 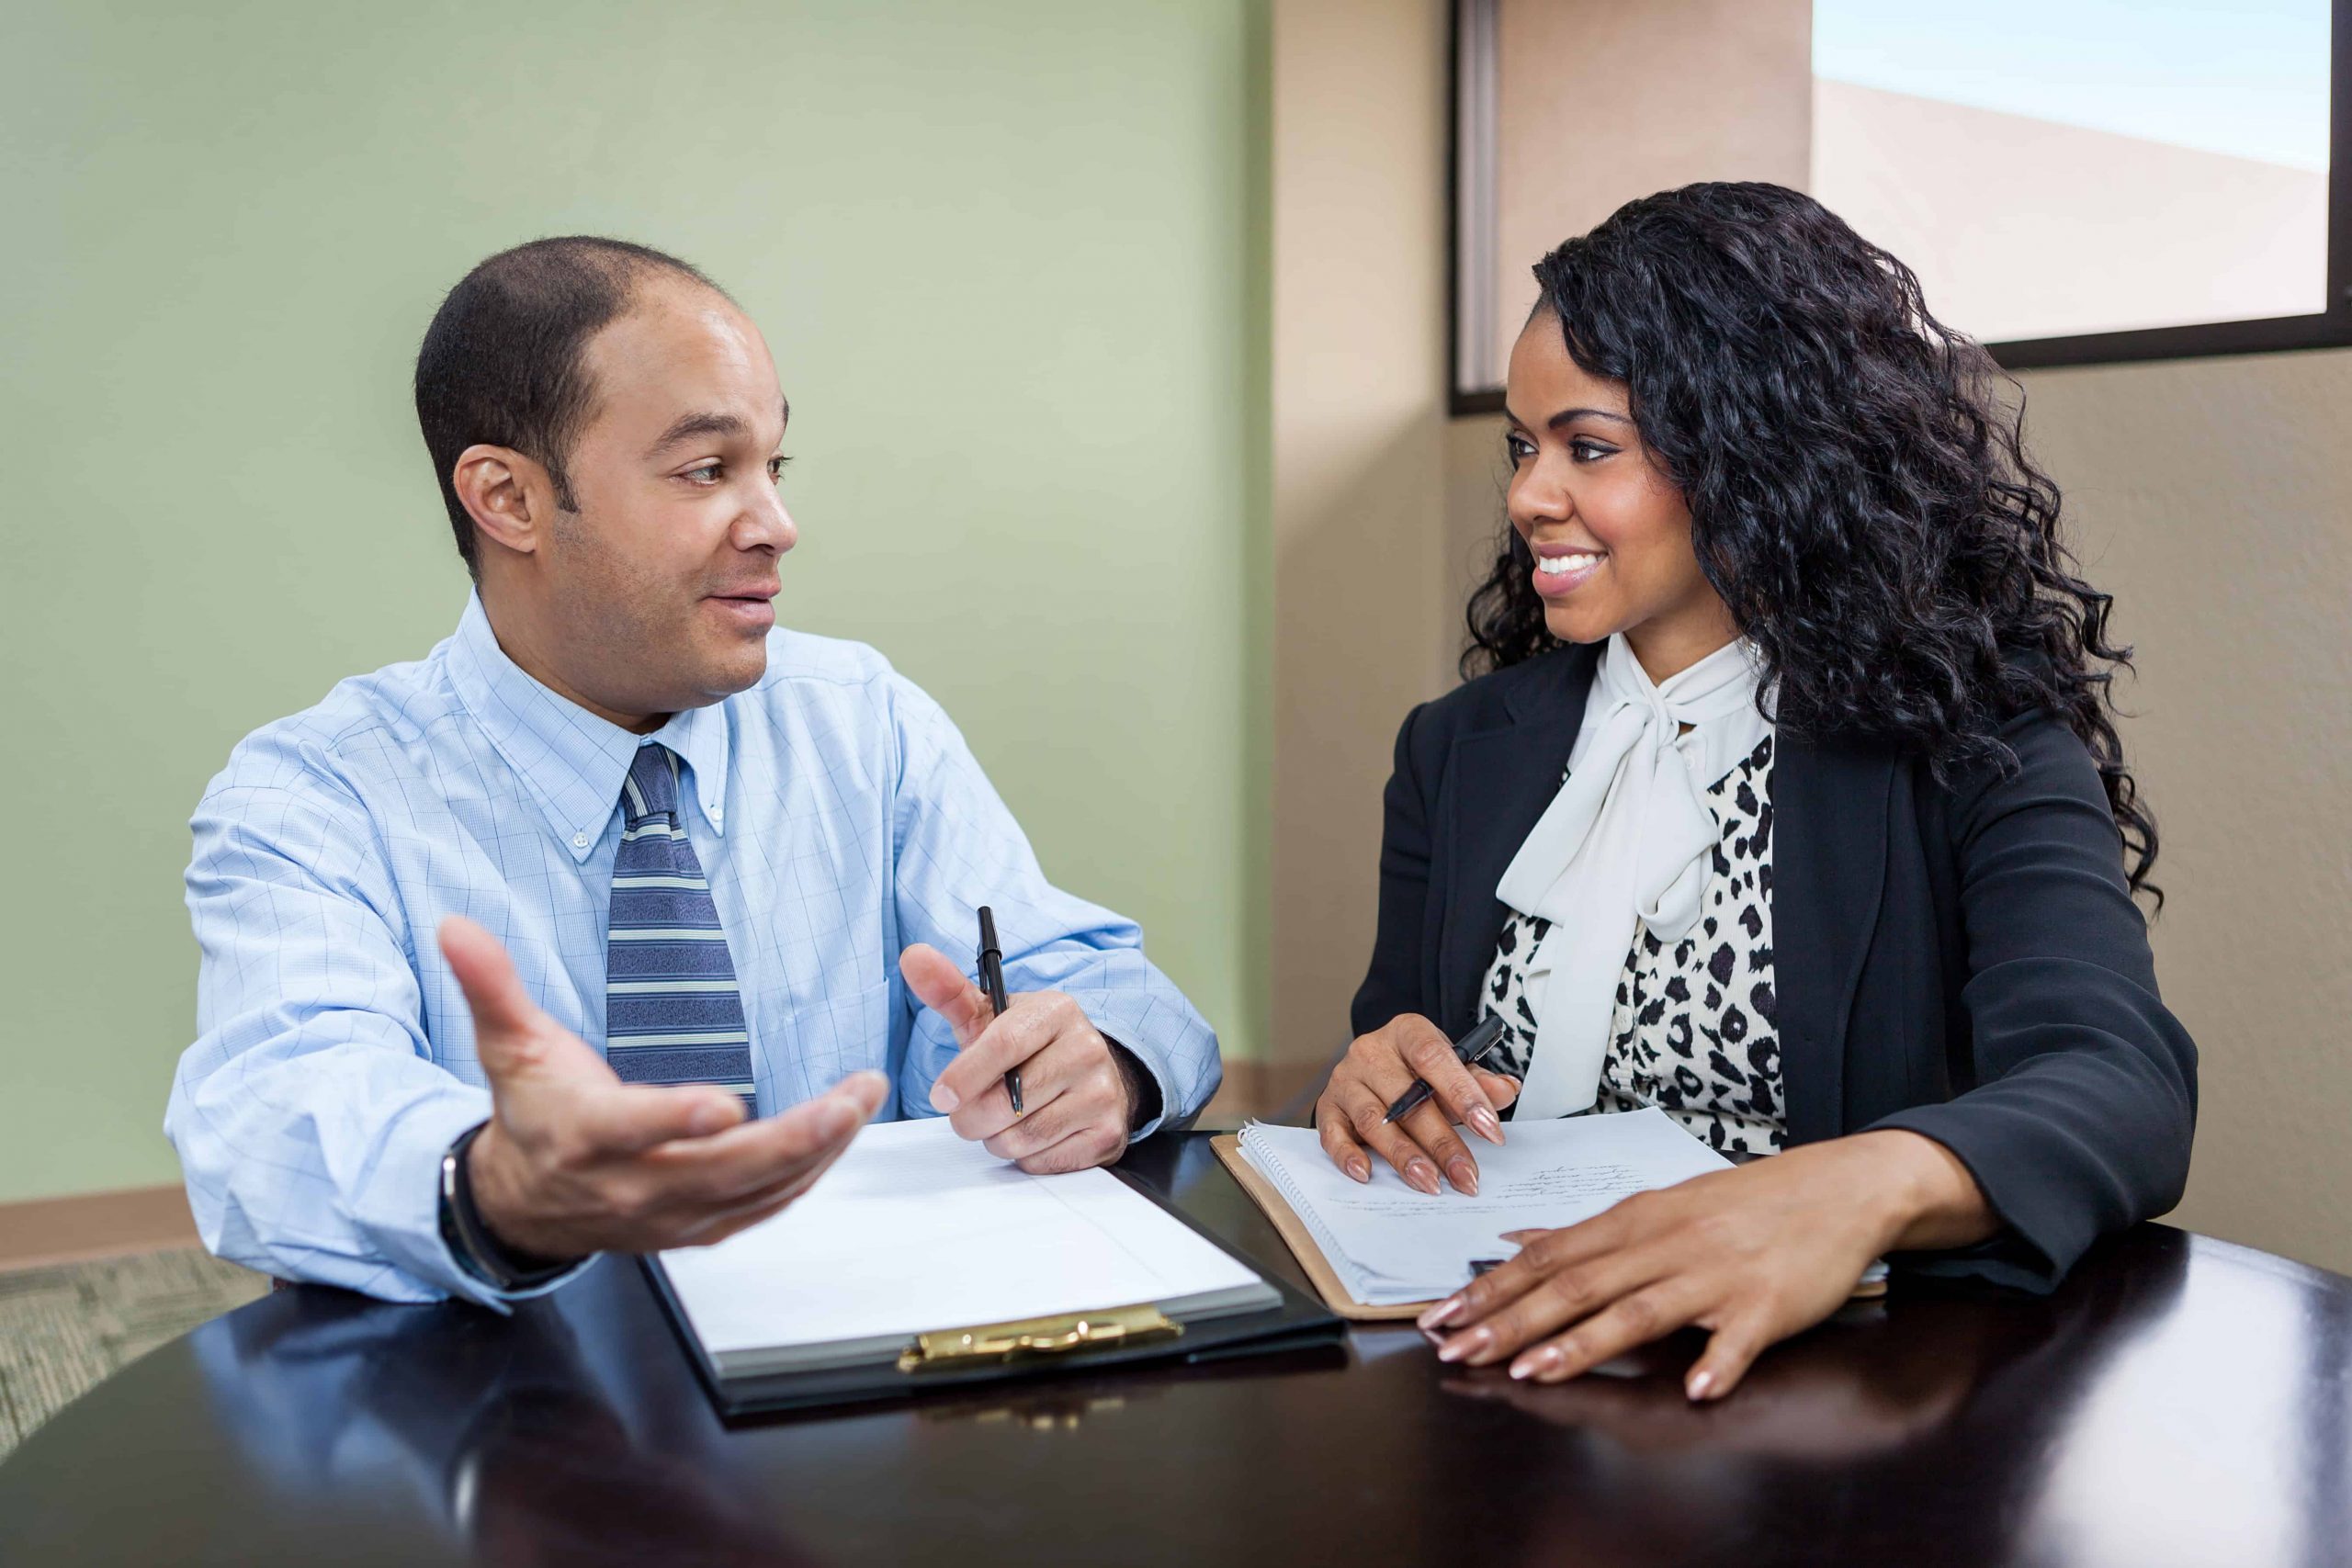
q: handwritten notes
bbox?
[1238,1108,1733,1306]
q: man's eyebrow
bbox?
[642,399,791,459]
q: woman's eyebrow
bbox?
[1547,406,1633,430]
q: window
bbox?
[1452,0,2348,411]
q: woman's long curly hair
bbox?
[1464,181,2158,899]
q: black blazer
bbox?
[1351,642,2197,1291]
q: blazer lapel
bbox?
[1771,732,1897,1145]
[1437,646,1599,1033]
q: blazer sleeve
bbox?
[1869,708,2198,1291]
[1351,701,1437,1037]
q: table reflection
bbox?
[192,1274,816,1567]
[1427,1234,2191,1565]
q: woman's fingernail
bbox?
[1418,1296,1464,1331]
[1436,1332,1476,1364]
[1447,1158,1479,1196]
[1406,1160,1442,1196]
[1687,1370,1714,1402]
[1468,1105,1504,1144]
[1510,1345,1562,1382]
[1347,1158,1372,1183]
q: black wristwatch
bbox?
[437,1122,577,1292]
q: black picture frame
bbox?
[1449,0,2352,416]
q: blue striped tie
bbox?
[604,744,758,1113]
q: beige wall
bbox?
[1268,0,1454,1066]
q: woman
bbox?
[1316,182,2195,1400]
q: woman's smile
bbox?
[1530,540,1607,598]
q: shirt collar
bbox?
[445,592,735,863]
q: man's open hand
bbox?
[441,916,887,1264]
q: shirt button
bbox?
[572,832,590,849]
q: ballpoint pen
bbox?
[977,906,1022,1114]
[1379,1013,1509,1126]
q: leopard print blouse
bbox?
[1479,733,1783,1156]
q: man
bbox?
[166,237,1220,1304]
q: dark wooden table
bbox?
[3,1132,2347,1567]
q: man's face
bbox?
[533,280,795,721]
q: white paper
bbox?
[659,1117,1266,1357]
[1239,1107,1734,1305]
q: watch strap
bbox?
[438,1122,576,1292]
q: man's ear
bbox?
[452,445,562,561]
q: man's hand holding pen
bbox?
[899,942,1151,1175]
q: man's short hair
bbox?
[413,237,724,576]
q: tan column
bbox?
[1267,0,1454,1084]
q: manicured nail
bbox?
[1405,1160,1442,1196]
[1499,1229,1540,1244]
[1686,1370,1714,1402]
[1467,1105,1504,1145]
[1447,1158,1479,1196]
[1418,1296,1464,1331]
[1347,1159,1372,1183]
[1437,1326,1491,1364]
[930,1082,959,1112]
[1527,1345,1565,1380]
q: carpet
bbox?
[0,1247,267,1460]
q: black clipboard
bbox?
[641,1167,1345,1419]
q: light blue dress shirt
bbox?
[166,594,1221,1305]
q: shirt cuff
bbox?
[1076,1005,1211,1139]
[358,1089,589,1310]
[1102,1037,1164,1133]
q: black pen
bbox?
[977,906,1022,1114]
[1379,1014,1509,1126]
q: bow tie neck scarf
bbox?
[1495,635,1770,1119]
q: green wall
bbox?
[0,0,1270,1203]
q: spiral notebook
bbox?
[1216,1109,1887,1320]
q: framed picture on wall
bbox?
[1450,0,2352,412]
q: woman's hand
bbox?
[1420,1129,1995,1399]
[1315,1013,1521,1195]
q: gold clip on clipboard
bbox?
[897,1303,1182,1372]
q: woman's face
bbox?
[1503,310,1736,679]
